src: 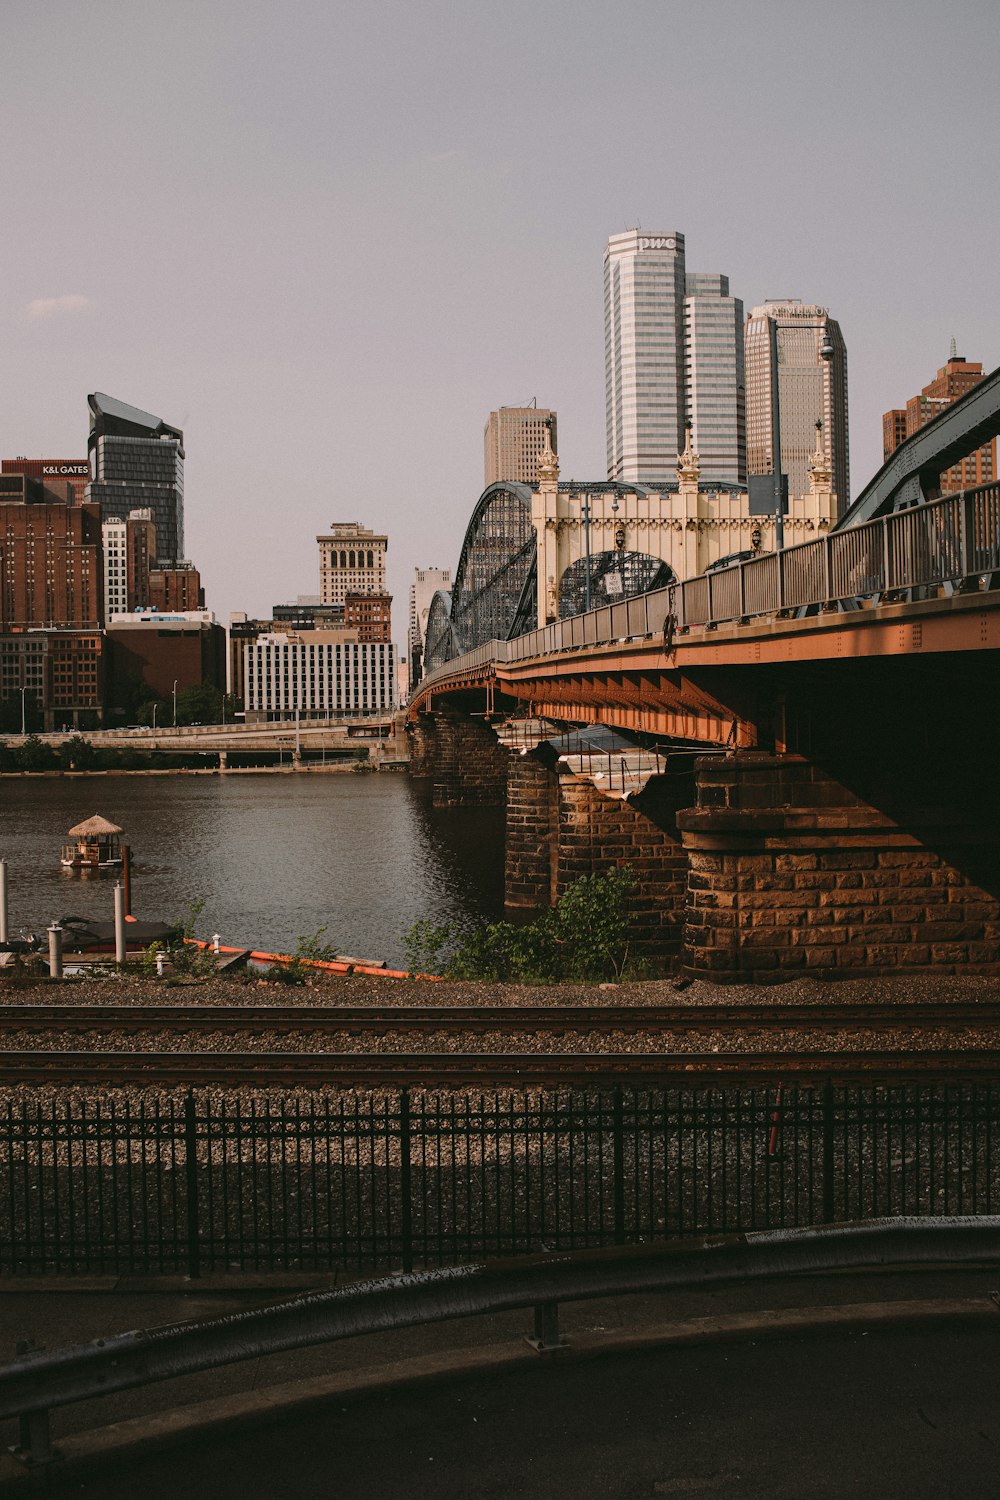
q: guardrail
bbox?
[2,1217,997,1467]
[418,484,1000,695]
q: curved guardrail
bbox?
[3,1217,999,1465]
[416,484,1000,701]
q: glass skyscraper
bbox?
[604,230,745,486]
[745,301,849,510]
[86,392,184,563]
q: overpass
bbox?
[407,483,1000,982]
[4,716,403,765]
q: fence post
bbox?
[612,1085,626,1245]
[823,533,832,603]
[400,1087,413,1274]
[184,1091,201,1279]
[881,516,892,593]
[822,1079,835,1223]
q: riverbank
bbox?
[0,763,407,777]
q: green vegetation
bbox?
[265,927,341,985]
[404,865,640,983]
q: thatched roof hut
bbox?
[66,815,124,838]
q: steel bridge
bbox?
[410,482,1000,745]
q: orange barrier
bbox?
[183,937,441,982]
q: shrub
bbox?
[403,865,637,983]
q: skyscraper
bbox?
[882,348,996,491]
[604,230,745,485]
[484,407,557,487]
[684,274,746,485]
[745,301,849,509]
[86,393,185,562]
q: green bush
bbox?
[403,865,638,983]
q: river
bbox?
[0,773,506,968]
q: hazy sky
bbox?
[4,0,999,637]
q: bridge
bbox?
[407,383,1000,983]
[2,716,404,768]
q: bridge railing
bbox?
[417,484,999,694]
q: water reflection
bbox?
[1,774,506,967]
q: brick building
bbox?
[149,563,204,612]
[344,591,392,643]
[2,458,90,506]
[105,612,225,710]
[882,349,996,489]
[0,479,103,629]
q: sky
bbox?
[3,0,999,641]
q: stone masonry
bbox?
[677,752,1000,981]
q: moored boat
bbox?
[61,815,125,870]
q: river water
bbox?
[0,773,506,967]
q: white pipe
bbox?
[47,923,63,981]
[114,884,127,965]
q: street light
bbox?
[172,680,178,729]
[581,493,593,613]
[152,702,158,732]
[20,686,27,737]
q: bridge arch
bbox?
[423,590,454,674]
[448,482,536,654]
[557,549,675,616]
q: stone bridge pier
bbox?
[407,700,1000,981]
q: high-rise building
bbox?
[0,475,103,629]
[882,349,996,491]
[408,566,451,687]
[604,230,745,485]
[317,522,387,606]
[102,509,156,620]
[86,392,185,562]
[484,407,557,487]
[683,274,746,485]
[745,300,849,510]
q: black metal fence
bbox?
[2,1081,998,1277]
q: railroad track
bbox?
[2,1049,1000,1085]
[2,1001,1000,1036]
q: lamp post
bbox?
[581,494,593,613]
[172,680,178,729]
[152,702,158,732]
[20,686,27,737]
[768,315,786,552]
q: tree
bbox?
[14,735,58,772]
[174,682,225,726]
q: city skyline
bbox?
[3,1,998,629]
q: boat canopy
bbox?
[66,816,124,838]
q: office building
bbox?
[0,632,104,731]
[149,563,204,613]
[408,566,451,687]
[105,611,225,708]
[3,458,90,505]
[317,522,387,606]
[244,631,395,721]
[683,275,746,484]
[882,348,996,490]
[86,392,185,562]
[484,407,557,487]
[604,230,745,485]
[344,592,392,643]
[0,476,103,629]
[102,510,156,620]
[745,300,849,509]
